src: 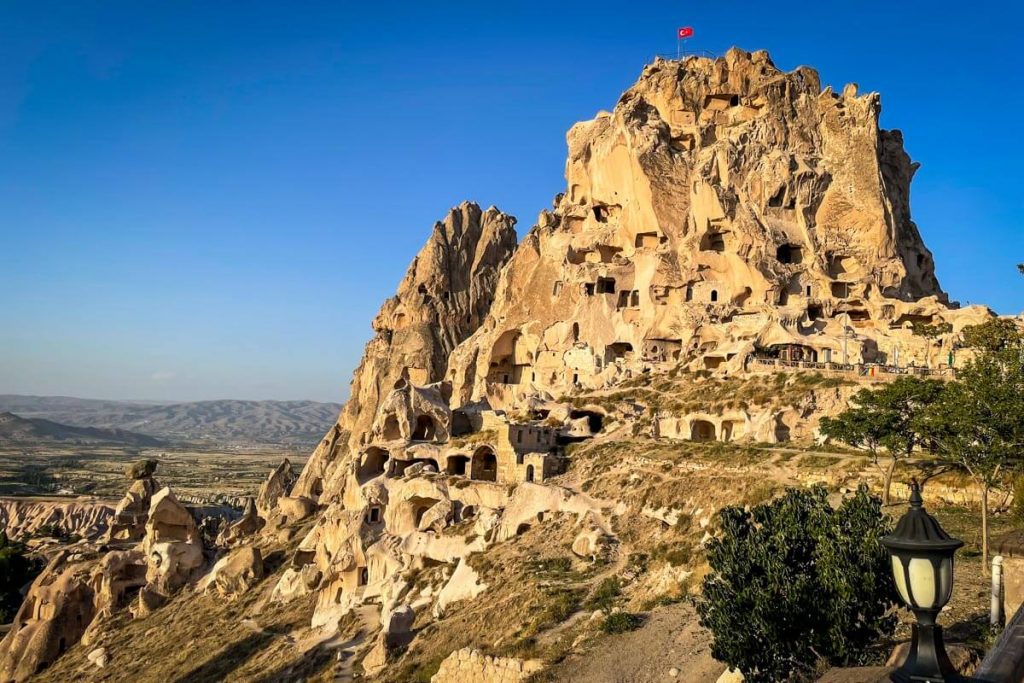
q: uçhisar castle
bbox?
[0,48,997,683]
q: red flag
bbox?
[678,26,694,39]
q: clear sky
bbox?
[1,1,1021,403]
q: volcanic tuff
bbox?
[0,49,998,683]
[301,47,987,503]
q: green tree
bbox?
[819,377,943,506]
[697,485,896,682]
[920,320,1024,572]
[0,532,36,623]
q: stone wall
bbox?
[431,648,543,683]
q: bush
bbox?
[0,533,37,623]
[587,576,621,614]
[600,612,642,634]
[697,485,897,683]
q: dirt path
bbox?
[332,604,380,682]
[544,601,725,683]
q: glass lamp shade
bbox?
[882,482,963,615]
[890,552,954,611]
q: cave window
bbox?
[358,567,369,587]
[516,452,524,465]
[446,455,469,476]
[470,447,498,482]
[831,282,850,299]
[710,290,719,303]
[596,277,616,294]
[593,205,609,223]
[805,285,812,297]
[366,506,382,524]
[807,304,823,321]
[776,244,803,264]
[525,465,535,483]
[572,322,580,341]
[630,290,639,307]
[584,283,595,296]
[685,286,693,302]
[552,281,563,296]
[768,187,786,208]
[701,231,727,252]
[411,415,436,441]
[516,430,523,444]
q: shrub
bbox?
[587,576,622,614]
[600,612,642,634]
[697,485,896,683]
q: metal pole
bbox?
[993,555,1005,627]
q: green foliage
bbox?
[600,612,642,634]
[0,532,37,623]
[911,321,953,340]
[587,576,622,614]
[962,318,1024,354]
[819,377,943,504]
[697,485,896,683]
[923,322,1024,487]
[919,324,1024,565]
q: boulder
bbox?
[126,459,159,480]
[277,496,317,524]
[201,546,264,597]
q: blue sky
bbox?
[1,1,1021,402]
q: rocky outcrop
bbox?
[0,498,114,542]
[431,648,543,683]
[106,459,162,542]
[255,459,296,518]
[443,48,988,415]
[0,481,208,680]
[292,202,518,502]
[141,488,203,595]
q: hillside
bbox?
[0,396,342,447]
[0,412,167,447]
[0,49,1002,683]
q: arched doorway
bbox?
[525,465,535,483]
[470,446,498,482]
[690,420,716,442]
[358,447,389,483]
[411,415,436,441]
[382,415,401,440]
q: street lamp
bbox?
[882,480,965,683]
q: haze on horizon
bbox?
[1,1,1021,404]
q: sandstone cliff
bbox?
[292,201,518,501]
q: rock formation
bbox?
[1,49,1003,683]
[292,202,518,502]
[106,459,162,542]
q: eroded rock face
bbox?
[255,459,297,518]
[292,202,518,502]
[443,48,988,414]
[141,488,203,595]
[106,465,161,542]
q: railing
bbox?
[750,356,957,379]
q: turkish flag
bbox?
[678,26,694,39]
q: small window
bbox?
[358,567,369,586]
[710,290,719,303]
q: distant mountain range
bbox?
[0,395,342,447]
[0,411,168,447]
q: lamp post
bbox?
[882,481,966,683]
